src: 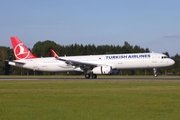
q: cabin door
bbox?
[152,54,157,63]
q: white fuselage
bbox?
[9,53,175,72]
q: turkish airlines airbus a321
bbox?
[8,37,175,79]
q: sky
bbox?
[0,0,180,56]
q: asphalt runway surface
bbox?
[0,77,180,81]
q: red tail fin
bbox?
[50,49,59,58]
[10,37,37,60]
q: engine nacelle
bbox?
[92,65,112,74]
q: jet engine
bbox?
[92,65,112,74]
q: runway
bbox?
[0,77,180,81]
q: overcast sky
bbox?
[0,0,180,56]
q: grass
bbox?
[0,79,180,120]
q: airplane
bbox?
[8,36,175,79]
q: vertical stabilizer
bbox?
[10,37,37,60]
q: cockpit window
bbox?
[161,56,168,59]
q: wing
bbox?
[59,59,97,67]
[50,49,98,70]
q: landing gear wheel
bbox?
[85,74,90,79]
[92,74,97,79]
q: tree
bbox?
[32,40,62,57]
[171,54,180,75]
[0,46,13,75]
[121,41,133,53]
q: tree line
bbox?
[0,40,179,75]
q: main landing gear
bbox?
[85,73,97,79]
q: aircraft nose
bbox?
[169,59,175,65]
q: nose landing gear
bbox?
[153,68,158,77]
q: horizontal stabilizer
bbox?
[8,61,25,67]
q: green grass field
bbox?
[0,79,180,120]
